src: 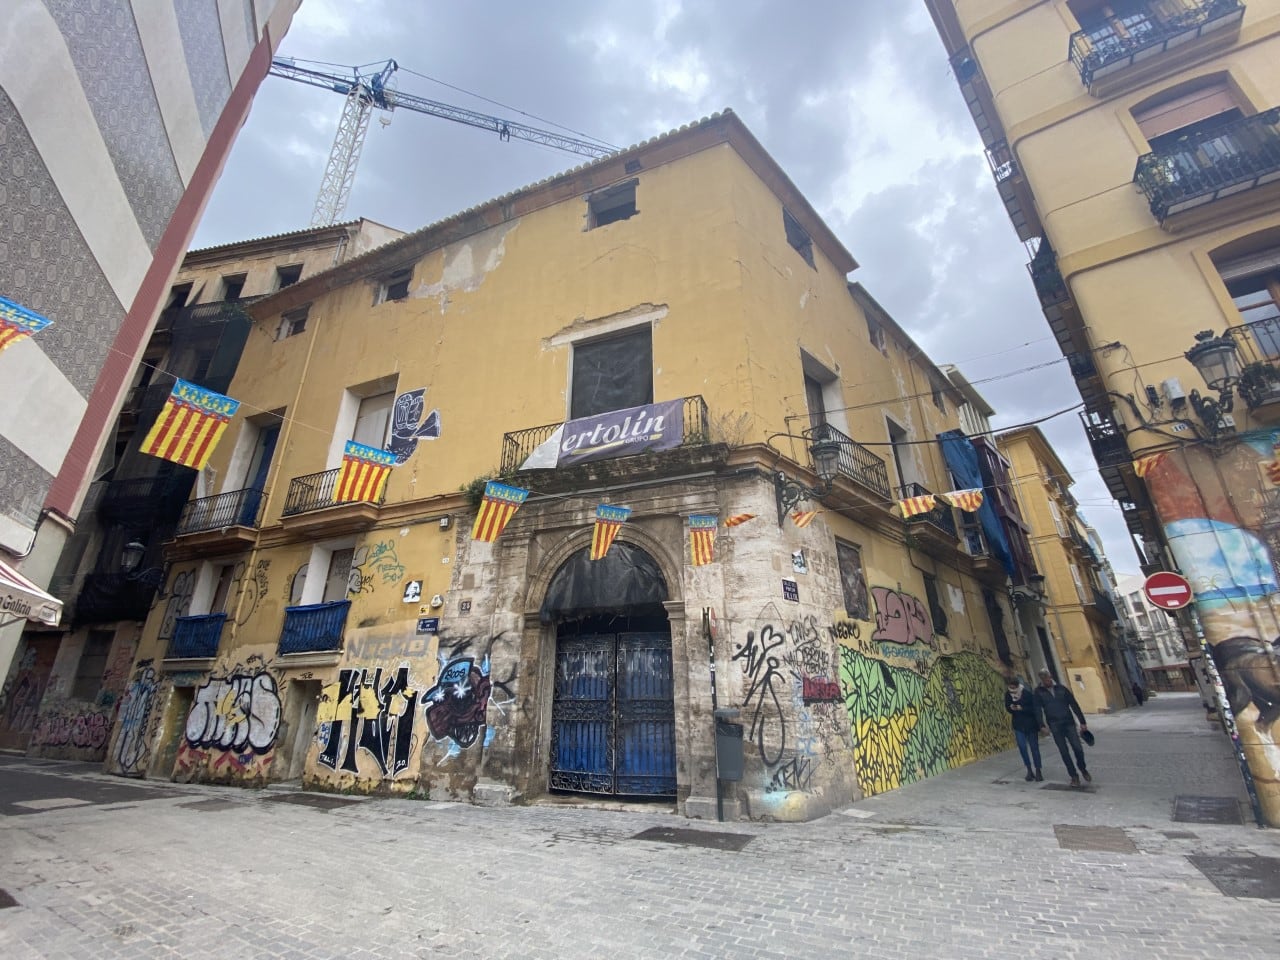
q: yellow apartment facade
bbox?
[925,0,1280,822]
[103,112,1033,821]
[1000,426,1128,711]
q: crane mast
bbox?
[268,58,615,226]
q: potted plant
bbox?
[1237,361,1280,408]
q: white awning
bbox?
[0,559,62,628]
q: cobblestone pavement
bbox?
[2,694,1279,959]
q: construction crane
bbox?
[268,57,616,227]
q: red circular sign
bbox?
[1143,571,1193,610]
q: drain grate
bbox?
[1041,783,1095,793]
[1173,796,1242,825]
[0,889,17,909]
[1162,830,1199,840]
[264,793,363,811]
[1054,824,1138,853]
[630,826,754,851]
[179,798,240,811]
[1189,856,1280,900]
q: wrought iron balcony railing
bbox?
[283,467,384,516]
[1027,242,1068,308]
[1092,588,1119,622]
[73,573,159,625]
[808,422,891,500]
[168,613,226,659]
[279,600,351,655]
[899,482,958,540]
[985,140,1018,184]
[1227,319,1280,409]
[1068,0,1245,90]
[1135,108,1280,223]
[499,395,710,474]
[1080,408,1130,468]
[177,487,266,534]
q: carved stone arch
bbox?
[522,520,684,616]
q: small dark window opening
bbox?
[836,541,869,620]
[276,264,303,290]
[923,574,949,637]
[277,306,309,340]
[867,315,887,353]
[804,374,828,430]
[983,587,1013,666]
[1147,109,1244,155]
[381,268,412,303]
[588,180,638,228]
[222,274,247,301]
[71,631,114,701]
[783,210,815,268]
[570,326,653,419]
[158,283,192,327]
[931,379,946,412]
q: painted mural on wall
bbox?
[424,656,493,754]
[1143,439,1280,822]
[176,659,281,781]
[317,665,419,777]
[389,387,441,464]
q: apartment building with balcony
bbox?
[98,111,1033,821]
[998,426,1126,711]
[925,0,1280,822]
[0,220,401,759]
[1115,572,1197,689]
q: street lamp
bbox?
[775,432,842,525]
[1185,330,1240,437]
[121,539,146,574]
[121,539,167,593]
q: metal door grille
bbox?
[550,632,676,798]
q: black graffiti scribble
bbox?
[318,666,418,776]
[733,625,788,766]
[766,756,814,793]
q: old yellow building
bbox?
[104,112,1035,821]
[1000,426,1127,712]
[925,0,1280,823]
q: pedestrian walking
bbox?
[1033,668,1091,787]
[1131,680,1145,705]
[1005,676,1042,782]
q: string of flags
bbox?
[1132,452,1167,478]
[590,504,631,560]
[140,379,240,470]
[0,296,52,355]
[689,515,718,566]
[895,488,984,518]
[471,481,529,542]
[337,441,396,503]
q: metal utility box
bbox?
[713,707,744,782]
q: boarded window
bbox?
[276,307,308,340]
[570,327,653,419]
[71,631,114,701]
[804,375,827,430]
[352,392,395,448]
[924,575,948,637]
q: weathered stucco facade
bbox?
[105,112,1025,820]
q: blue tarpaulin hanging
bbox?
[938,429,1015,576]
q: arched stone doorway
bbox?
[539,542,677,800]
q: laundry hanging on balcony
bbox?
[938,429,1015,576]
[0,296,52,354]
[471,481,529,542]
[590,504,631,560]
[139,379,240,470]
[689,514,718,566]
[939,488,985,512]
[336,440,396,503]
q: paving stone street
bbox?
[2,693,1279,959]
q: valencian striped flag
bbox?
[0,296,53,355]
[336,440,396,503]
[1133,453,1167,478]
[791,510,817,528]
[723,513,757,528]
[689,514,718,566]
[590,504,631,560]
[471,481,529,542]
[139,379,240,470]
[898,493,936,518]
[941,488,984,513]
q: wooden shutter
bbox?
[1134,81,1237,140]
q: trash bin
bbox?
[713,707,744,782]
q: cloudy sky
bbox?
[195,0,1139,575]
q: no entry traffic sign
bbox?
[1143,571,1193,610]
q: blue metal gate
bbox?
[550,632,676,798]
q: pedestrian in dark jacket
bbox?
[1033,668,1091,786]
[1005,677,1042,782]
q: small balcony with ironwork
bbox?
[807,422,891,502]
[279,600,350,659]
[280,467,384,537]
[170,487,266,558]
[1080,408,1131,470]
[1228,318,1280,422]
[1134,107,1280,227]
[900,482,958,552]
[985,140,1037,242]
[166,613,226,662]
[1068,0,1245,96]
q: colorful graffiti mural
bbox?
[840,647,1011,797]
[185,667,281,755]
[0,646,48,744]
[317,666,419,777]
[31,706,111,752]
[424,657,492,750]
